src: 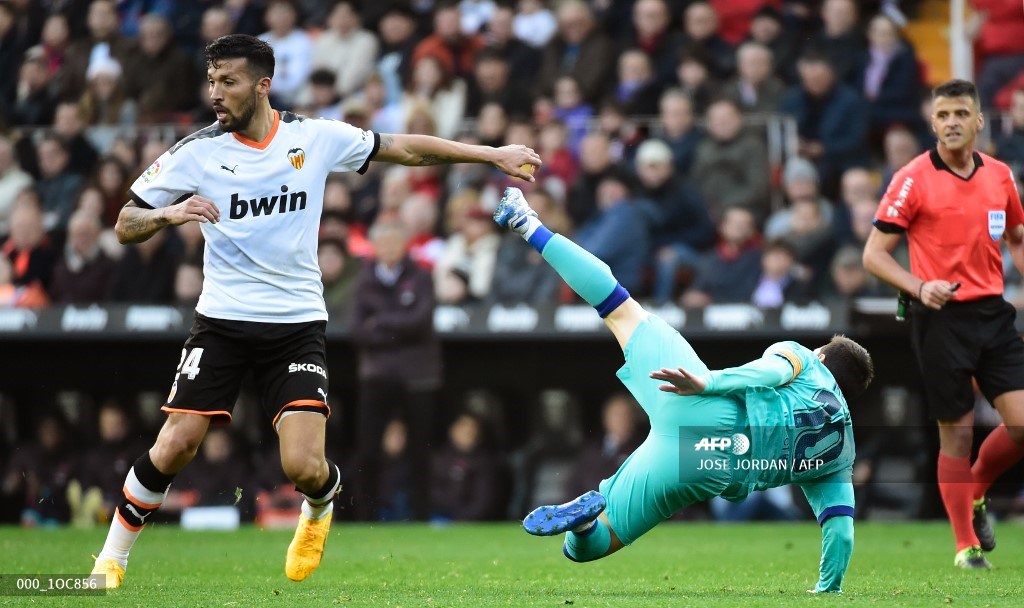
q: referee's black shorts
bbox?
[910,296,1024,421]
[163,313,330,428]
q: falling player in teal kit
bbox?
[493,187,873,593]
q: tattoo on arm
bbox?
[379,134,394,152]
[116,202,168,243]
[416,154,458,166]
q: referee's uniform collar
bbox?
[929,148,984,181]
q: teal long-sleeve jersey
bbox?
[700,341,856,593]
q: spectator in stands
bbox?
[353,73,403,135]
[634,138,715,302]
[86,155,127,226]
[74,186,107,224]
[509,389,583,517]
[175,218,204,263]
[751,238,815,308]
[0,137,33,236]
[53,103,99,177]
[879,124,922,193]
[550,76,593,154]
[710,0,780,46]
[192,6,235,80]
[168,428,254,512]
[858,13,925,144]
[38,13,72,92]
[722,41,785,114]
[431,413,500,521]
[536,121,578,186]
[173,258,203,308]
[831,166,874,244]
[300,69,343,120]
[779,52,870,198]
[681,1,736,80]
[566,132,612,226]
[117,0,176,39]
[488,4,542,85]
[50,209,115,304]
[969,0,1024,108]
[682,206,764,307]
[258,0,312,109]
[570,393,645,498]
[826,244,889,300]
[690,97,771,221]
[375,419,412,521]
[77,57,136,152]
[512,0,557,49]
[35,134,83,233]
[402,54,467,141]
[630,0,684,88]
[765,156,837,239]
[776,197,836,286]
[0,2,20,114]
[107,228,179,303]
[575,170,650,295]
[435,204,500,304]
[475,102,509,150]
[994,90,1024,183]
[318,237,361,317]
[654,89,703,175]
[673,47,720,115]
[466,49,531,118]
[11,50,58,126]
[413,2,484,82]
[376,5,420,107]
[69,401,148,527]
[311,1,378,98]
[459,0,496,35]
[489,187,566,306]
[60,0,136,99]
[805,0,866,86]
[536,0,615,105]
[612,49,662,117]
[211,1,255,35]
[0,255,34,308]
[121,14,196,122]
[745,5,800,84]
[350,219,441,520]
[2,414,75,526]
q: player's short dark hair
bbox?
[933,79,980,107]
[820,335,874,402]
[205,34,275,80]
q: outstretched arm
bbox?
[372,133,541,181]
[115,196,220,244]
[651,353,795,396]
[811,515,854,593]
[800,472,856,593]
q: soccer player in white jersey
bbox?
[90,34,540,588]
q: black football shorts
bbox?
[910,296,1024,421]
[163,313,330,427]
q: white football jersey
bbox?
[129,111,378,323]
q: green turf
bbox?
[0,522,1022,607]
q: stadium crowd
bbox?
[5,0,1024,524]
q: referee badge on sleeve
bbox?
[988,210,1006,241]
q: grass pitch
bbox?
[1,522,1022,607]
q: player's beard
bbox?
[217,87,258,133]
